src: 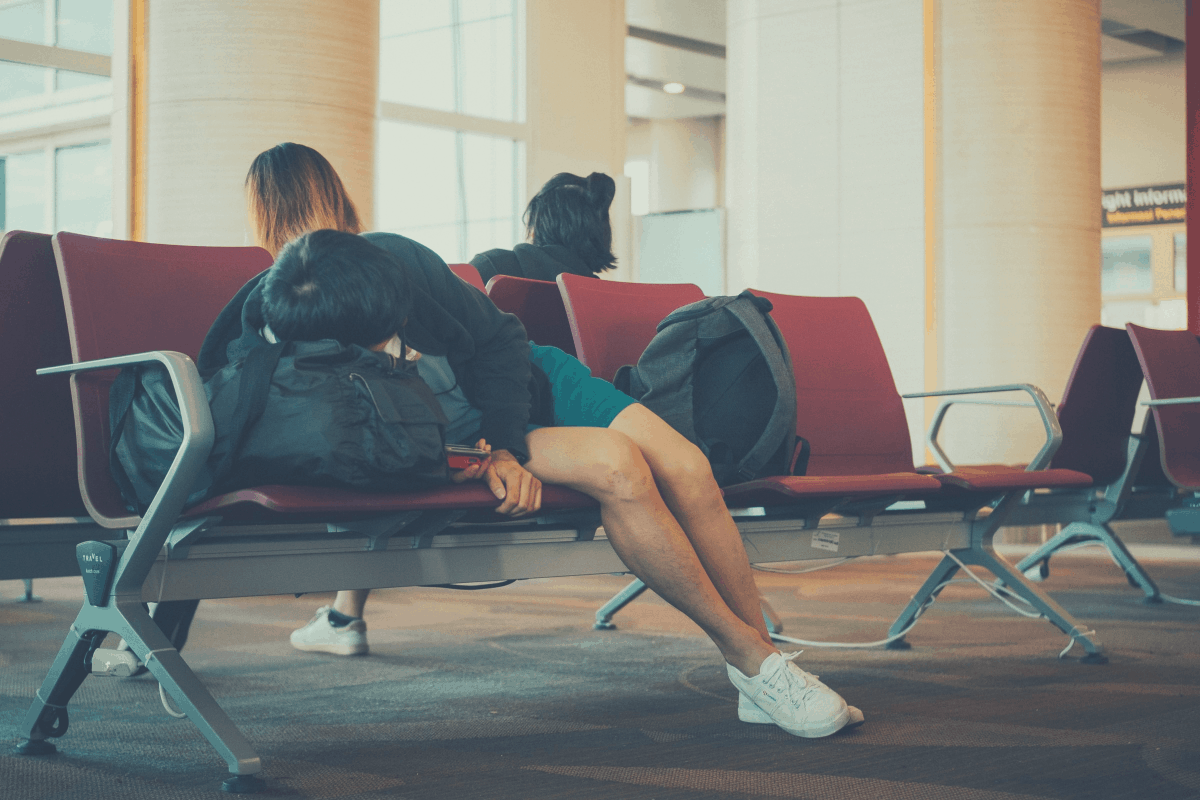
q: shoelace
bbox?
[763,652,826,711]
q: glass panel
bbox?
[1101,236,1153,296]
[379,0,521,122]
[458,14,514,120]
[0,0,47,45]
[376,121,523,263]
[56,69,108,91]
[376,120,461,254]
[56,0,113,54]
[379,23,456,112]
[1175,233,1187,293]
[0,61,50,103]
[55,141,111,237]
[2,150,48,233]
[380,0,453,37]
[461,132,522,256]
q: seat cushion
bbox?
[722,472,942,508]
[934,466,1094,491]
[186,483,597,519]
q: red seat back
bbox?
[486,275,576,356]
[749,291,915,476]
[556,273,705,380]
[1049,325,1144,485]
[448,263,487,292]
[1126,323,1200,490]
[52,232,274,526]
[0,231,87,518]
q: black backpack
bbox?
[109,340,451,514]
[614,291,807,487]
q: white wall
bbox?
[725,0,927,461]
[1101,51,1185,188]
[626,115,723,213]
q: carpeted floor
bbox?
[2,545,1199,800]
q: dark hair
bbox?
[523,172,617,274]
[261,229,411,349]
[246,143,363,257]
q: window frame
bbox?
[375,0,529,262]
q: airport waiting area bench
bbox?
[11,231,1138,791]
[0,231,99,594]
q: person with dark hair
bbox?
[470,172,618,284]
[202,145,864,740]
[261,229,412,348]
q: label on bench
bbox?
[811,530,840,552]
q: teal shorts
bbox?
[528,342,636,429]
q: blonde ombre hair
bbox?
[245,142,363,257]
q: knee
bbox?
[657,439,719,496]
[585,431,657,504]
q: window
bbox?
[376,0,527,263]
[380,0,524,122]
[378,121,524,262]
[1101,236,1153,296]
[0,141,111,235]
[0,0,113,237]
[54,140,111,236]
[1,149,47,231]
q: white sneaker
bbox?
[727,652,858,738]
[290,606,368,656]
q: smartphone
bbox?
[445,444,490,470]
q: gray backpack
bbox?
[614,291,805,486]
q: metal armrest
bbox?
[901,383,1061,474]
[38,351,214,600]
[1143,396,1200,406]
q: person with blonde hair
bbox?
[199,142,863,740]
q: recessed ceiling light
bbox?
[663,82,685,94]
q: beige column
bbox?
[725,0,927,459]
[525,0,629,277]
[137,0,378,247]
[936,0,1101,464]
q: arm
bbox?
[902,383,1061,473]
[363,233,535,462]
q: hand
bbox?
[450,439,492,484]
[483,449,542,516]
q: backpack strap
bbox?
[723,293,798,483]
[208,342,286,488]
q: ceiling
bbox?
[626,0,1186,120]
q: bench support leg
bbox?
[16,578,42,603]
[594,578,647,629]
[885,553,962,649]
[17,599,262,782]
[1013,521,1160,603]
[888,541,1106,662]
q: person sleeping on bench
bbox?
[201,144,862,739]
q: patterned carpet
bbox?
[2,545,1199,800]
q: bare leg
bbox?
[609,404,773,646]
[522,426,776,677]
[332,589,369,619]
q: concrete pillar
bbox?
[937,0,1101,463]
[725,0,927,459]
[138,0,378,246]
[525,0,629,277]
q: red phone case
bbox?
[448,455,483,470]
